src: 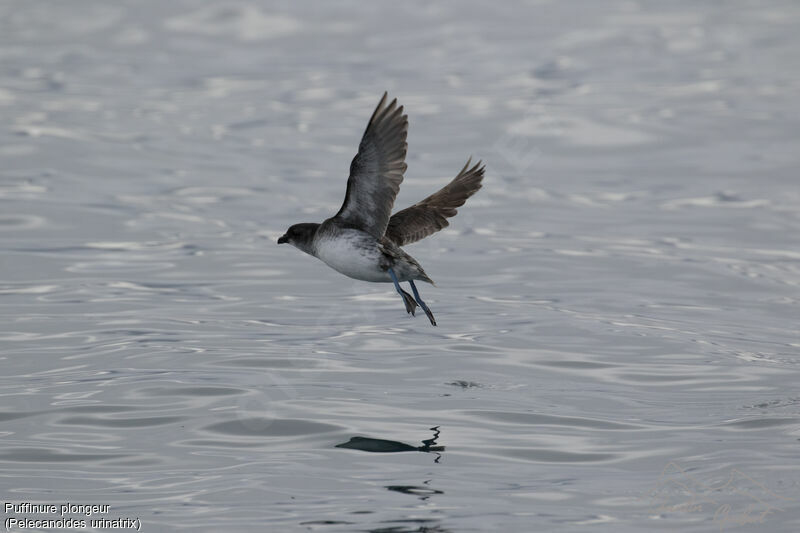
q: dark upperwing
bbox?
[384,158,484,246]
[333,92,408,239]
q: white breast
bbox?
[314,232,390,283]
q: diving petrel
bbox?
[278,93,484,326]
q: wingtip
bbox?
[398,107,408,126]
[368,92,407,132]
[457,156,485,179]
[462,156,472,174]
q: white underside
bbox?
[314,236,391,283]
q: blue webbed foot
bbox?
[409,280,437,326]
[388,268,417,316]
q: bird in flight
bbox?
[278,93,484,326]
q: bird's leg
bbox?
[409,280,436,326]
[388,267,417,316]
[399,288,417,316]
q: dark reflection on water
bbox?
[386,482,444,500]
[336,426,445,459]
[299,520,355,526]
[367,524,452,533]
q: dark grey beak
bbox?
[277,234,289,244]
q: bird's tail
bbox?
[417,269,436,286]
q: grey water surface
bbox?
[2,1,800,531]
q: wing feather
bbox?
[384,159,484,246]
[334,92,408,238]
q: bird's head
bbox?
[277,222,319,255]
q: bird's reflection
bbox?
[335,427,449,532]
[386,480,443,500]
[335,426,444,462]
[367,521,452,533]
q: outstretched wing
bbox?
[334,92,408,238]
[384,158,484,246]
